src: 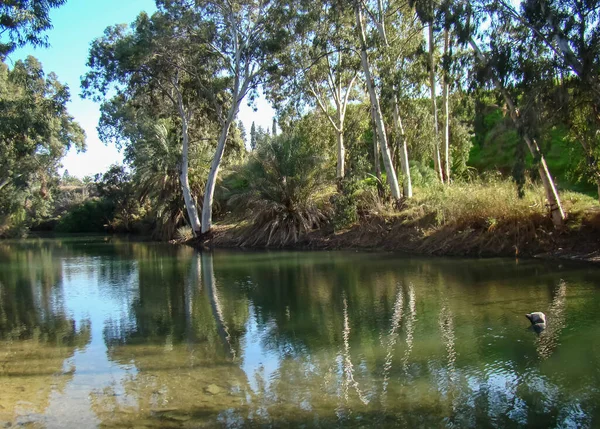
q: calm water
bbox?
[1,238,599,428]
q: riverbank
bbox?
[190,182,600,264]
[190,214,600,262]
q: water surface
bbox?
[0,237,599,428]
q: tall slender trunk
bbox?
[336,129,345,179]
[371,105,382,182]
[201,109,236,234]
[429,23,443,183]
[336,99,345,179]
[356,3,401,200]
[392,94,413,197]
[369,2,413,197]
[470,38,565,227]
[442,28,451,183]
[176,97,201,235]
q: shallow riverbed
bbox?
[0,237,599,428]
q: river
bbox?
[0,237,599,428]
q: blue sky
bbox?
[7,0,275,178]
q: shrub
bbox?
[332,179,360,232]
[55,199,113,233]
[227,133,334,246]
[175,226,194,241]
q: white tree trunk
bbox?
[442,28,451,183]
[337,128,345,179]
[371,105,382,182]
[176,99,202,235]
[469,38,565,227]
[201,111,236,234]
[392,95,413,197]
[429,24,443,183]
[356,4,401,200]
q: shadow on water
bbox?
[1,238,600,427]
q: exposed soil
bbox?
[189,209,600,264]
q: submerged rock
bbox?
[205,384,223,395]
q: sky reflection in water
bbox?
[0,237,599,428]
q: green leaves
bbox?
[0,0,66,58]
[0,56,83,235]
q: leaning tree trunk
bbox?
[429,23,444,183]
[201,112,236,234]
[356,3,401,200]
[442,28,451,183]
[176,99,202,235]
[370,104,383,191]
[470,38,565,227]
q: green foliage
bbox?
[56,199,113,233]
[332,179,360,232]
[0,0,66,57]
[0,57,84,236]
[409,161,440,188]
[226,133,333,246]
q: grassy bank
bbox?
[191,180,600,262]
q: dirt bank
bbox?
[189,210,600,264]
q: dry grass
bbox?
[386,180,600,256]
[203,179,600,258]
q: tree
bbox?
[250,121,257,151]
[82,11,224,235]
[156,0,287,234]
[0,56,84,235]
[462,2,566,226]
[270,0,359,180]
[354,0,403,200]
[412,0,444,183]
[237,120,247,148]
[0,0,66,57]
[494,0,600,200]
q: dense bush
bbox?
[55,199,114,233]
[226,133,334,246]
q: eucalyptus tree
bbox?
[0,57,84,233]
[461,2,566,226]
[412,0,444,182]
[440,6,452,182]
[156,0,287,235]
[355,0,421,199]
[495,0,600,105]
[271,0,360,180]
[82,11,223,235]
[0,0,66,58]
[493,0,600,200]
[98,91,230,239]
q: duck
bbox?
[525,312,546,325]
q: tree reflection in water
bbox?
[1,240,600,427]
[536,280,567,360]
[381,284,403,404]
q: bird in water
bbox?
[526,312,546,333]
[525,312,546,324]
